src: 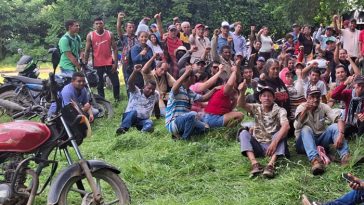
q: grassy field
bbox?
[1,65,364,204]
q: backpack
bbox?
[53,35,81,69]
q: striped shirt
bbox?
[165,86,202,129]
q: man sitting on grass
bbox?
[294,86,350,175]
[116,64,159,135]
[165,65,218,140]
[237,81,290,178]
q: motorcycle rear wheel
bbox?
[93,99,114,119]
[57,169,130,205]
[0,90,32,115]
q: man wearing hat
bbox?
[237,81,290,178]
[189,23,211,64]
[332,75,364,137]
[217,21,234,55]
[165,66,218,140]
[252,56,265,78]
[165,24,183,79]
[295,85,350,175]
[290,23,301,44]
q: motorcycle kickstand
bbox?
[78,160,103,204]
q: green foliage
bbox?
[0,0,363,62]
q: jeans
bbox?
[60,69,75,78]
[119,110,153,132]
[172,112,207,139]
[95,66,120,101]
[296,124,349,161]
[325,189,364,205]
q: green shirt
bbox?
[58,32,81,71]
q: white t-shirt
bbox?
[125,86,159,119]
[147,40,163,55]
[259,35,273,53]
[341,28,360,57]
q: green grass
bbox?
[1,66,364,204]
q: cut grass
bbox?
[1,65,364,204]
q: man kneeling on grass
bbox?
[237,81,290,178]
[116,64,159,135]
[294,86,350,175]
[165,65,219,140]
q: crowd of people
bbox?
[55,12,364,204]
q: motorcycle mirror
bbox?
[17,48,24,55]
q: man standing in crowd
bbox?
[217,21,234,55]
[333,15,361,60]
[117,12,137,84]
[189,23,211,64]
[232,22,247,61]
[294,86,350,175]
[58,19,82,76]
[179,21,191,49]
[84,17,120,102]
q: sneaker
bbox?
[250,163,263,176]
[262,165,275,178]
[311,157,325,175]
[116,127,127,135]
[341,154,351,166]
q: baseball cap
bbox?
[168,24,177,31]
[307,85,321,96]
[236,52,244,57]
[221,21,229,27]
[194,59,206,65]
[257,56,265,62]
[325,37,336,44]
[150,23,157,28]
[325,26,334,30]
[195,24,204,29]
[295,62,305,67]
[174,46,187,56]
[257,84,275,96]
[354,75,364,84]
[292,23,300,28]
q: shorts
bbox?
[203,113,224,128]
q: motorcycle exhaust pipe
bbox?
[0,99,25,112]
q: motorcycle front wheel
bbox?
[57,169,130,205]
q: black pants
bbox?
[95,66,120,100]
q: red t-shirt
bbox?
[91,30,113,67]
[204,86,233,115]
[359,30,364,55]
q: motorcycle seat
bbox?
[5,76,43,84]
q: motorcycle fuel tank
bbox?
[0,121,51,152]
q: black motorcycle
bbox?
[0,48,114,119]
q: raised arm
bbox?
[110,32,118,73]
[128,64,142,92]
[334,41,340,64]
[116,12,125,38]
[347,55,361,75]
[224,66,238,96]
[154,12,164,38]
[142,53,158,74]
[211,29,220,63]
[171,65,192,95]
[237,79,253,113]
[194,65,223,92]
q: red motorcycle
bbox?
[0,53,130,205]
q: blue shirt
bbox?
[217,34,234,55]
[130,44,154,67]
[231,32,247,57]
[48,84,89,115]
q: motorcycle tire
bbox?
[57,169,131,205]
[93,99,114,119]
[0,90,32,115]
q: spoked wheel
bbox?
[58,169,130,205]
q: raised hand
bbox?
[154,12,162,19]
[118,12,125,19]
[134,64,143,72]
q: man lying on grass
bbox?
[116,64,159,135]
[165,65,219,140]
[237,81,290,178]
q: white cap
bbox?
[221,21,229,27]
